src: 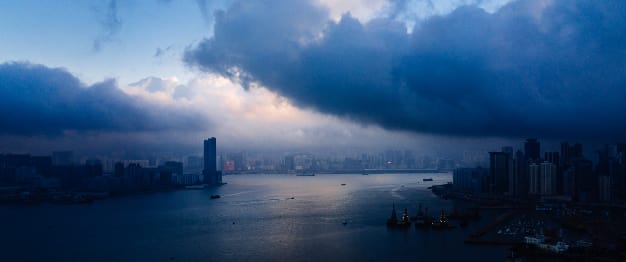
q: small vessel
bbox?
[386,204,399,226]
[397,208,412,227]
[412,203,427,227]
[423,178,433,181]
[431,209,454,229]
[415,206,433,229]
[210,195,221,199]
[387,204,411,228]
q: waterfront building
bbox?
[539,161,556,195]
[513,150,528,198]
[598,175,611,202]
[529,163,540,195]
[489,151,511,195]
[52,151,74,166]
[524,138,541,161]
[453,167,489,195]
[203,137,221,185]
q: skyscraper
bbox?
[489,152,511,195]
[524,138,540,161]
[203,137,217,185]
[539,161,556,195]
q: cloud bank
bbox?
[185,0,626,140]
[0,62,207,135]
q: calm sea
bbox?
[0,173,508,261]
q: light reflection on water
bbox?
[0,173,508,261]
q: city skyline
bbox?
[2,0,626,156]
[4,1,626,260]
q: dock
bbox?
[469,210,519,238]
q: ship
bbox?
[423,178,433,181]
[431,209,455,229]
[414,204,431,228]
[398,208,411,227]
[386,205,412,228]
[412,203,428,228]
[210,195,221,199]
[386,204,399,226]
[296,172,315,176]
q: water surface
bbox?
[0,173,507,261]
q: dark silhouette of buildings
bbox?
[524,138,540,161]
[456,138,626,203]
[489,151,511,195]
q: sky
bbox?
[1,0,625,157]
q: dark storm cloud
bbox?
[0,62,207,135]
[184,0,626,140]
[93,0,121,52]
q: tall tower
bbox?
[489,152,511,195]
[203,137,217,185]
[524,138,540,161]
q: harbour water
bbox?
[0,173,508,261]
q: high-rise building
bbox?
[52,151,74,166]
[573,159,594,202]
[489,152,511,195]
[524,139,540,161]
[203,137,217,185]
[513,150,528,197]
[528,163,540,195]
[598,176,611,202]
[561,142,583,167]
[539,161,556,195]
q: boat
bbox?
[386,204,399,226]
[387,204,411,228]
[412,204,428,228]
[342,220,348,226]
[431,209,455,229]
[415,206,433,229]
[398,208,412,227]
[423,178,433,181]
[296,172,315,176]
[341,183,346,186]
[210,195,221,199]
